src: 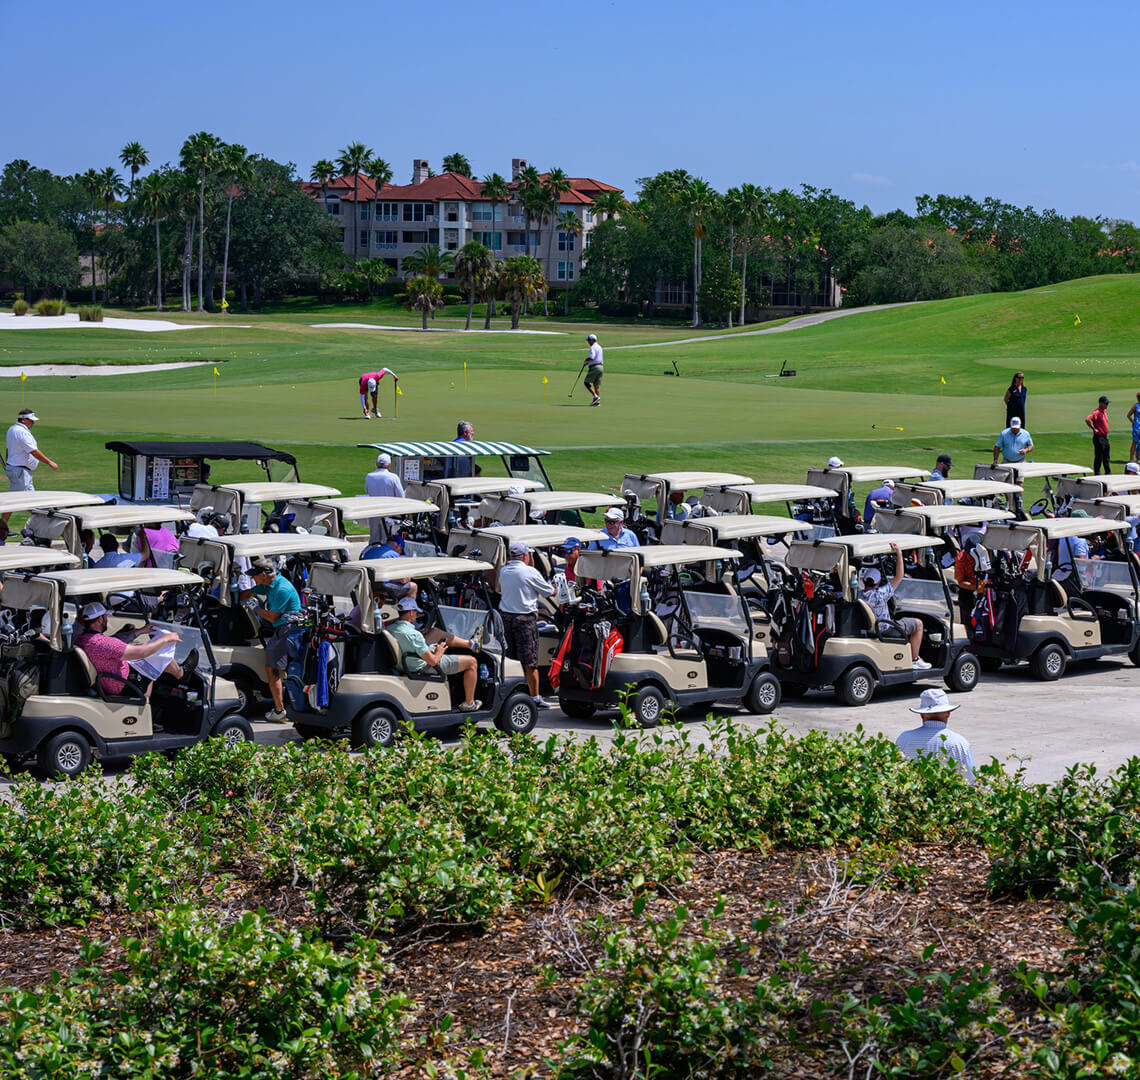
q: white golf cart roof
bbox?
[469,524,608,546]
[721,483,839,503]
[894,479,1023,504]
[0,548,81,570]
[510,490,614,512]
[293,495,437,522]
[1074,494,1140,515]
[207,482,340,503]
[816,533,946,557]
[190,533,350,558]
[669,514,813,541]
[336,556,494,581]
[825,466,928,483]
[429,477,545,496]
[1057,475,1140,498]
[577,544,740,578]
[39,505,196,529]
[0,492,104,515]
[886,505,1015,527]
[986,518,1127,544]
[625,471,754,489]
[983,462,1092,480]
[24,567,204,596]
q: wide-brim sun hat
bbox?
[910,687,960,715]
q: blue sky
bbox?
[3,0,1138,221]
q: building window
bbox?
[402,202,435,222]
[402,231,428,244]
[558,231,576,251]
[474,231,502,251]
[471,204,503,221]
[360,230,370,249]
[326,201,340,216]
[359,205,370,221]
[585,231,593,247]
[586,210,594,223]
[429,229,439,244]
[507,232,525,247]
[558,260,575,281]
[375,230,398,249]
[379,201,398,221]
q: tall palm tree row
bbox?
[119,142,149,200]
[335,141,372,263]
[217,143,253,310]
[366,155,393,253]
[555,209,583,314]
[136,170,171,310]
[180,131,222,311]
[309,159,335,208]
[454,240,495,330]
[722,188,744,328]
[515,164,543,257]
[680,178,718,328]
[735,182,767,326]
[80,168,101,302]
[174,171,199,312]
[541,168,572,315]
[479,172,510,316]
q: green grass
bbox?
[0,274,1138,507]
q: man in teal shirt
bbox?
[993,417,1034,464]
[388,597,480,711]
[250,557,301,722]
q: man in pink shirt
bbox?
[358,369,398,418]
[74,603,190,696]
[1085,395,1112,475]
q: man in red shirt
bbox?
[1085,395,1112,475]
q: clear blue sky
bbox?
[3,0,1138,221]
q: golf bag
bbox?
[770,574,832,672]
[969,585,997,645]
[563,616,625,690]
[282,623,344,713]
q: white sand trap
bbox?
[0,313,250,332]
[312,322,565,335]
[0,361,213,378]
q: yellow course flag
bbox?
[220,297,229,310]
[19,372,27,382]
[396,384,402,396]
[940,376,946,385]
[542,376,549,384]
[1074,313,1081,326]
[212,366,220,376]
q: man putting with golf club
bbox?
[582,333,603,406]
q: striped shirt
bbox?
[896,721,975,781]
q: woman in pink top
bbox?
[359,369,398,418]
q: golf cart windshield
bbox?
[1074,558,1137,593]
[436,605,491,643]
[893,577,952,615]
[682,591,749,634]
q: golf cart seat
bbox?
[380,628,444,683]
[72,646,147,705]
[646,611,669,648]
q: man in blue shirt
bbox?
[993,417,1034,465]
[863,479,895,525]
[896,688,975,782]
[596,507,638,549]
[929,454,952,481]
[249,557,302,722]
[444,420,475,479]
[365,533,405,560]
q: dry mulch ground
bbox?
[0,843,1069,1077]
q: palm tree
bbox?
[402,244,455,279]
[515,164,543,257]
[136,171,171,310]
[481,263,500,330]
[455,241,495,330]
[401,275,445,330]
[217,143,253,311]
[442,152,472,177]
[335,141,373,263]
[80,168,101,303]
[539,169,572,315]
[173,171,199,311]
[96,167,125,304]
[180,131,222,311]
[365,155,393,256]
[357,257,393,299]
[554,209,583,314]
[499,254,546,329]
[736,183,767,327]
[479,172,510,316]
[309,159,335,206]
[680,179,718,328]
[119,142,149,199]
[591,190,628,221]
[722,188,744,328]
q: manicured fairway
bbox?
[1,274,1138,506]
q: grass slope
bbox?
[0,275,1137,503]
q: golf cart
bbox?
[620,472,754,535]
[699,483,841,528]
[973,462,1092,517]
[890,479,1023,509]
[0,549,81,573]
[282,495,441,555]
[403,477,546,531]
[0,491,105,543]
[966,518,1140,679]
[178,532,350,711]
[1053,474,1140,515]
[105,440,303,505]
[1068,494,1140,526]
[446,523,608,685]
[767,534,980,706]
[805,466,929,534]
[23,504,197,565]
[0,567,247,777]
[359,439,554,489]
[551,544,782,725]
[476,489,615,528]
[289,556,537,746]
[188,482,341,535]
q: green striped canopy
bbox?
[357,440,549,458]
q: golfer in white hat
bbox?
[584,334,604,407]
[895,688,975,781]
[499,540,556,709]
[993,417,1034,465]
[358,368,398,418]
[597,507,638,549]
[5,407,57,493]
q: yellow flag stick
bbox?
[212,366,220,395]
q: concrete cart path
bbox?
[608,302,918,350]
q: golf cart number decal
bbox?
[1085,630,1094,638]
[426,691,439,701]
[123,716,139,726]
[687,671,698,679]
[894,653,905,661]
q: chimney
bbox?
[412,158,430,184]
[511,158,527,181]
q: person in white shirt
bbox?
[364,454,405,542]
[3,409,57,524]
[896,688,975,781]
[498,540,555,709]
[186,508,220,539]
[584,333,604,407]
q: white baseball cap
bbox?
[1126,462,1140,475]
[604,507,625,521]
[376,453,391,467]
[80,602,108,622]
[1010,417,1022,429]
[367,377,378,391]
[587,333,597,342]
[863,568,882,585]
[884,479,895,489]
[827,456,844,469]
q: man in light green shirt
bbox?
[388,597,479,711]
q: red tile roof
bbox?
[303,170,622,206]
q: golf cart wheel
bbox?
[980,656,1004,673]
[1129,639,1140,668]
[234,680,260,717]
[781,681,809,699]
[1031,643,1067,681]
[212,715,252,750]
[947,652,980,693]
[629,686,668,727]
[496,694,538,735]
[559,699,597,721]
[745,672,782,714]
[352,707,398,749]
[835,666,875,708]
[37,731,91,779]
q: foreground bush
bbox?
[0,906,410,1078]
[11,298,27,315]
[76,304,102,321]
[33,298,66,316]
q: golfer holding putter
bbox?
[584,334,604,407]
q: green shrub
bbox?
[11,299,27,315]
[33,298,67,316]
[0,906,410,1078]
[76,304,102,322]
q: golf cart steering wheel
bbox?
[1028,498,1050,517]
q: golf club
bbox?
[568,362,587,398]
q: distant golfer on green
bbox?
[584,333,604,407]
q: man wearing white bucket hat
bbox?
[895,688,975,781]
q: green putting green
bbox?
[0,274,1137,506]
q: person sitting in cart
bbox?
[859,541,931,671]
[75,602,191,695]
[1052,509,1093,584]
[248,557,301,722]
[389,596,480,712]
[93,533,140,569]
[825,457,862,526]
[595,507,639,550]
[666,491,689,520]
[863,479,895,525]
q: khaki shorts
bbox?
[437,653,461,675]
[584,366,603,390]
